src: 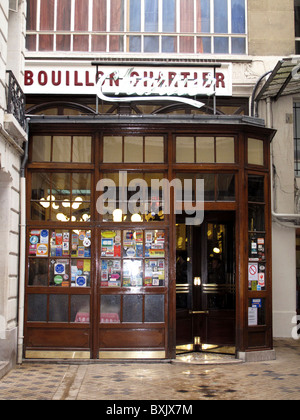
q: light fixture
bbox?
[72,196,83,210]
[39,198,50,209]
[62,199,71,208]
[113,208,123,222]
[56,213,68,222]
[131,213,142,222]
[213,247,221,254]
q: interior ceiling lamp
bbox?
[131,213,143,222]
[113,208,123,222]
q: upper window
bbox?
[294,103,300,176]
[26,0,247,54]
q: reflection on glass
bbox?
[32,136,51,162]
[103,136,122,162]
[196,137,214,163]
[49,294,68,322]
[52,136,71,162]
[144,295,164,322]
[248,204,265,231]
[216,137,235,163]
[27,294,47,322]
[176,137,194,163]
[124,136,143,162]
[28,259,48,286]
[100,295,121,323]
[248,138,264,166]
[248,175,264,202]
[217,174,235,201]
[123,295,143,322]
[71,295,90,323]
[72,136,92,163]
[123,259,143,287]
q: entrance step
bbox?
[173,352,243,365]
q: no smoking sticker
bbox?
[248,263,258,281]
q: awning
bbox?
[255,57,300,102]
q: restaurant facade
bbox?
[3,0,299,365]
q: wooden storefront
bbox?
[23,109,275,360]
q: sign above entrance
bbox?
[24,61,232,108]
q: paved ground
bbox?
[0,338,299,401]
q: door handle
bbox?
[189,310,209,315]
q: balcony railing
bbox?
[6,70,26,131]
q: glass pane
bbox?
[123,259,143,287]
[248,204,265,231]
[101,230,122,258]
[198,0,210,32]
[144,36,159,53]
[232,37,246,54]
[49,295,68,322]
[129,36,141,52]
[145,230,165,258]
[145,259,165,286]
[103,136,122,163]
[197,37,211,53]
[52,173,70,200]
[123,230,143,258]
[71,230,91,258]
[124,136,143,162]
[129,0,141,31]
[176,137,194,163]
[180,0,194,32]
[162,36,177,53]
[248,175,264,202]
[29,229,49,257]
[216,137,235,163]
[180,36,194,53]
[123,295,143,322]
[216,174,235,201]
[72,173,91,201]
[214,37,229,54]
[50,259,70,286]
[163,0,176,32]
[145,0,158,32]
[52,136,71,162]
[248,138,264,166]
[100,295,121,323]
[109,35,124,51]
[144,295,164,322]
[31,173,51,200]
[231,0,245,33]
[27,294,47,322]
[145,137,164,162]
[50,230,70,257]
[110,0,124,31]
[72,136,92,163]
[32,136,51,162]
[196,137,214,162]
[28,258,48,286]
[71,259,91,287]
[71,295,90,323]
[196,174,215,201]
[101,259,121,287]
[214,0,228,33]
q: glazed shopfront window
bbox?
[26,0,247,54]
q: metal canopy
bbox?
[255,58,300,102]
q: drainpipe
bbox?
[17,117,30,364]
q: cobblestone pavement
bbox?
[0,339,299,401]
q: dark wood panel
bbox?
[205,310,235,345]
[27,327,90,348]
[99,328,165,348]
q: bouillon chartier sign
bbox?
[24,61,232,108]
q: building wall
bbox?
[0,0,27,367]
[248,0,295,56]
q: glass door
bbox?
[176,212,236,354]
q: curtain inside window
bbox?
[93,0,107,31]
[145,0,158,32]
[57,0,71,31]
[40,0,55,30]
[180,0,195,52]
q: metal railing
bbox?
[6,70,26,131]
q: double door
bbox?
[176,212,236,353]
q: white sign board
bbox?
[24,61,232,108]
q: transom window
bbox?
[26,0,247,54]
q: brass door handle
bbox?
[189,310,209,315]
